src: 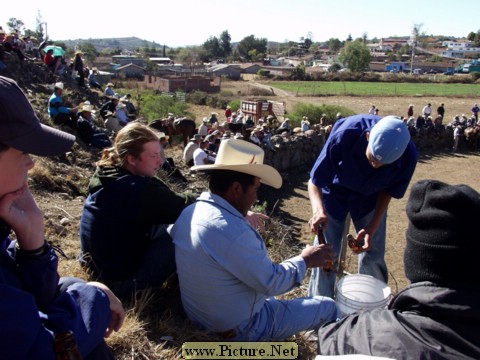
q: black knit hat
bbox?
[404,179,480,287]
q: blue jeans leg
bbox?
[307,212,347,298]
[308,209,388,298]
[233,296,339,341]
[354,211,388,284]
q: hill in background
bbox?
[62,36,166,52]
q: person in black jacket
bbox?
[317,179,480,359]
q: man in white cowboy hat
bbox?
[76,103,111,149]
[198,117,209,137]
[104,82,115,97]
[171,139,340,341]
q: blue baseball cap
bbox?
[369,116,410,164]
[0,76,75,156]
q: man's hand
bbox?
[0,184,44,249]
[246,210,269,233]
[86,282,125,338]
[301,244,335,269]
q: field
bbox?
[255,79,480,97]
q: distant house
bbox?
[114,63,146,79]
[143,75,221,93]
[440,41,480,59]
[207,64,242,80]
[236,63,262,74]
[111,55,145,68]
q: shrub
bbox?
[141,91,192,121]
[290,103,355,127]
[227,100,240,112]
[471,71,480,82]
[187,90,208,105]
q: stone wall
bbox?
[263,127,454,173]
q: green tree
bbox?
[338,39,371,72]
[77,42,98,63]
[467,31,476,42]
[202,36,222,61]
[237,35,267,61]
[219,30,232,58]
[7,18,25,33]
[290,64,306,80]
[328,38,342,53]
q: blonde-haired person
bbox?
[79,122,197,300]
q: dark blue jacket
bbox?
[80,165,196,282]
[0,236,111,359]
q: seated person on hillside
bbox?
[193,140,216,166]
[317,179,480,359]
[43,48,56,71]
[88,67,102,90]
[114,102,130,126]
[183,134,202,167]
[79,123,198,300]
[171,139,339,341]
[104,83,115,97]
[76,104,112,149]
[99,95,119,120]
[0,76,124,359]
[120,94,137,119]
[198,118,209,137]
[103,111,124,134]
[48,82,78,128]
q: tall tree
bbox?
[219,30,232,58]
[237,35,267,61]
[338,39,371,72]
[202,36,222,61]
[34,11,46,41]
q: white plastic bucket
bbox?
[335,274,391,315]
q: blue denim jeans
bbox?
[232,296,339,341]
[308,209,388,298]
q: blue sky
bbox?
[2,0,478,47]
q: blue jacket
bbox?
[0,236,111,359]
[48,92,71,118]
[80,165,196,282]
[310,114,418,221]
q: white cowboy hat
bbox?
[192,139,282,189]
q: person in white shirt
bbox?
[183,134,202,166]
[198,118,209,137]
[193,140,215,166]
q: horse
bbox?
[464,125,480,150]
[149,117,196,147]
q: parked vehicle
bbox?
[428,69,438,74]
[443,70,454,76]
[412,69,423,75]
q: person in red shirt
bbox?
[224,105,232,121]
